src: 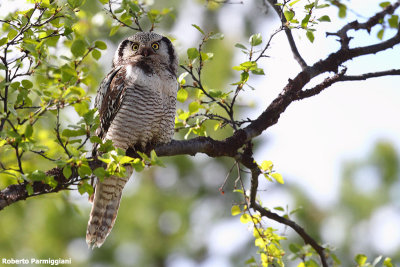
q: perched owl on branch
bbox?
[86,32,178,248]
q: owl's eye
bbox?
[132,43,139,51]
[151,42,159,51]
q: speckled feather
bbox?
[87,32,178,248]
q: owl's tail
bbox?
[86,168,132,249]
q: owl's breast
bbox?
[105,64,177,150]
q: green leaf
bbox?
[98,0,109,4]
[251,68,265,75]
[188,101,200,114]
[29,170,46,181]
[78,182,94,195]
[63,165,72,179]
[289,0,301,6]
[62,128,86,137]
[379,2,391,8]
[7,29,18,40]
[271,173,284,184]
[301,14,311,28]
[0,37,8,46]
[274,206,285,211]
[284,10,295,21]
[289,243,301,253]
[383,257,393,267]
[306,30,315,43]
[388,15,399,28]
[240,213,251,224]
[240,71,249,83]
[355,254,367,266]
[71,39,87,57]
[92,49,101,60]
[305,259,319,267]
[187,47,199,60]
[109,25,120,36]
[377,29,384,40]
[260,160,273,171]
[26,183,34,196]
[78,164,92,177]
[209,32,224,40]
[94,40,107,50]
[25,124,33,138]
[338,4,347,18]
[90,136,102,144]
[191,24,204,35]
[21,79,33,89]
[74,101,89,116]
[177,88,188,103]
[93,167,107,180]
[318,15,331,22]
[249,33,262,46]
[315,4,329,9]
[150,150,165,167]
[235,43,247,50]
[231,205,241,216]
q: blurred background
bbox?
[0,0,399,266]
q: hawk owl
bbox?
[86,32,178,248]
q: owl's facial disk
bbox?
[137,45,154,57]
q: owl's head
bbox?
[113,32,178,77]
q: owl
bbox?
[86,32,178,248]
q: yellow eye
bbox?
[152,42,159,50]
[132,43,139,51]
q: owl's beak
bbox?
[139,47,154,57]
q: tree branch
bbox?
[263,0,308,69]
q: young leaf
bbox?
[177,88,188,103]
[301,14,311,28]
[271,173,284,184]
[92,49,101,60]
[231,205,241,216]
[192,24,204,35]
[109,25,120,36]
[235,43,247,50]
[379,2,391,8]
[388,15,399,28]
[209,32,224,40]
[284,10,295,21]
[306,30,315,43]
[71,39,86,57]
[355,254,367,266]
[188,101,200,114]
[95,40,107,50]
[63,165,72,179]
[240,213,251,224]
[318,15,331,22]
[93,167,107,180]
[187,47,199,60]
[249,33,262,46]
[260,160,273,171]
[21,80,33,89]
[26,183,34,196]
[78,164,92,177]
[377,29,384,40]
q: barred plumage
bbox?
[86,32,178,248]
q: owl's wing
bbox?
[95,66,126,140]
